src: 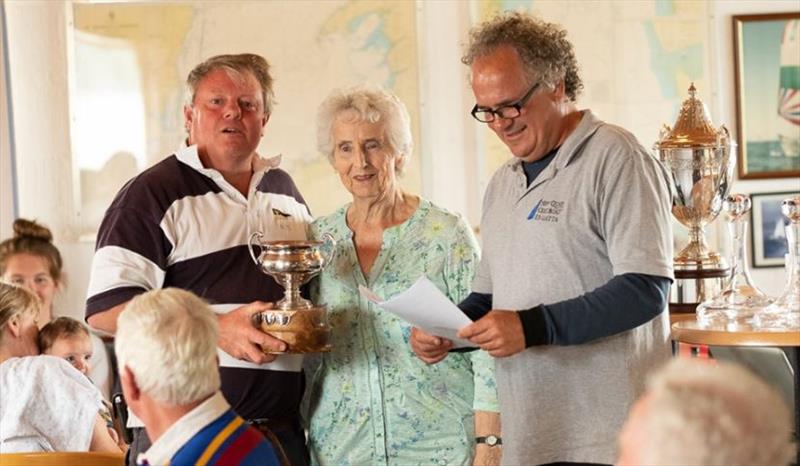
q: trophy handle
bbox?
[248,231,264,265]
[658,124,672,140]
[718,124,731,144]
[319,232,337,270]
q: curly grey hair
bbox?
[316,85,413,175]
[462,11,583,101]
[185,53,275,114]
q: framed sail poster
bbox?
[733,13,800,179]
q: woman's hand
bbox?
[410,327,452,364]
[89,413,124,453]
[473,443,502,466]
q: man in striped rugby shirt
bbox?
[86,53,312,465]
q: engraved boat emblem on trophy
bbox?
[653,84,736,315]
[248,232,336,353]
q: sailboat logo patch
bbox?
[527,200,542,220]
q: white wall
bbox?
[416,0,482,227]
[0,1,15,239]
[3,0,95,319]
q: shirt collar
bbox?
[174,144,281,173]
[137,391,229,466]
[506,109,600,173]
[174,144,282,200]
[553,109,602,169]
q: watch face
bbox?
[486,435,499,446]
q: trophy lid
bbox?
[655,83,726,149]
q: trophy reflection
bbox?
[248,233,336,353]
[654,84,736,315]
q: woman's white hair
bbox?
[115,288,220,406]
[636,358,794,466]
[316,84,413,175]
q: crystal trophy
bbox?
[696,194,772,325]
[752,196,800,330]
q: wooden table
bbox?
[671,320,800,346]
[671,320,800,462]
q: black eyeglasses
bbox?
[470,82,541,123]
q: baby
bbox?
[38,316,93,376]
[38,316,123,446]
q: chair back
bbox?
[0,452,125,465]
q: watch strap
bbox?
[475,435,502,446]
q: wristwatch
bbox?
[475,435,502,447]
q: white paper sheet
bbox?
[359,276,477,348]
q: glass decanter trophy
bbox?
[654,84,735,316]
[696,194,772,325]
[752,196,800,330]
[248,233,336,353]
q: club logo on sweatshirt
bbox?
[527,199,564,223]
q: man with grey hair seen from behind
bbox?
[116,288,283,466]
[617,358,795,466]
[410,11,674,466]
[86,53,312,465]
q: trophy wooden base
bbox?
[256,307,331,354]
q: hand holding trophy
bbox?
[249,232,336,353]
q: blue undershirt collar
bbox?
[521,148,559,186]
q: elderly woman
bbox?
[305,85,500,466]
[0,283,119,452]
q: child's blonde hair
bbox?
[0,283,39,343]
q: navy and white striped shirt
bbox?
[86,145,312,421]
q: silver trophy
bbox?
[654,84,736,315]
[248,233,336,353]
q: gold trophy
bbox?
[248,233,336,353]
[653,84,736,315]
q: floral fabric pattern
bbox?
[305,199,498,466]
